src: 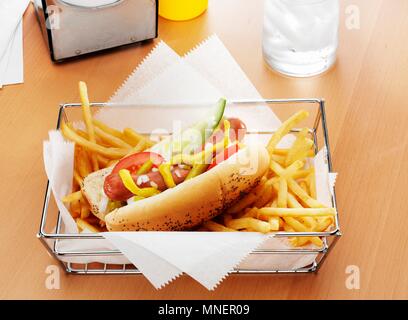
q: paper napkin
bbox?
[0,0,29,88]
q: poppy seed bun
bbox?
[82,167,113,221]
[105,143,270,231]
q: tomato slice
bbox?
[111,152,164,174]
[207,144,240,171]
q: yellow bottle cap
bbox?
[159,0,208,21]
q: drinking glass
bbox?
[262,0,339,77]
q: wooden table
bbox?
[1,0,408,299]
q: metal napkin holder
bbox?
[33,0,158,62]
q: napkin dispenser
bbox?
[33,0,158,62]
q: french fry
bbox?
[78,194,91,219]
[287,192,316,229]
[269,160,286,176]
[253,183,274,208]
[268,198,278,208]
[308,170,317,199]
[268,216,280,231]
[257,207,336,217]
[76,128,111,147]
[310,237,323,247]
[292,168,314,179]
[73,169,83,186]
[283,223,300,245]
[283,218,322,247]
[227,179,267,214]
[283,217,308,233]
[61,122,129,159]
[299,180,309,195]
[266,110,309,154]
[76,218,100,233]
[270,154,286,167]
[126,139,148,155]
[277,177,288,208]
[62,191,82,203]
[227,193,258,214]
[273,148,290,156]
[93,119,123,139]
[94,126,132,149]
[274,148,315,157]
[226,217,271,233]
[283,160,304,177]
[69,199,81,218]
[287,178,325,208]
[123,128,155,148]
[270,160,303,178]
[79,81,99,171]
[203,221,235,232]
[80,204,91,219]
[97,155,110,168]
[283,223,294,232]
[291,237,311,247]
[286,138,314,166]
[285,128,309,166]
[316,216,334,232]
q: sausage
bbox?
[104,166,190,201]
[197,117,247,151]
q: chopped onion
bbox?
[137,174,150,186]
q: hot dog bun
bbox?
[82,167,113,221]
[104,143,270,231]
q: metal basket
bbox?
[38,98,341,275]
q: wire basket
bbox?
[38,98,341,275]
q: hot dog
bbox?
[81,113,270,231]
[103,117,246,202]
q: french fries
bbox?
[257,207,336,217]
[205,110,336,247]
[74,145,92,178]
[61,122,129,159]
[73,169,83,186]
[61,81,155,231]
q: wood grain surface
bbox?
[1,0,408,299]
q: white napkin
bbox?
[0,0,29,88]
[43,35,337,290]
